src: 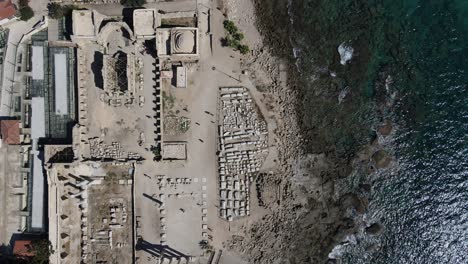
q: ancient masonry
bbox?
[89,139,141,160]
[152,174,200,263]
[153,58,162,151]
[57,174,99,261]
[217,87,268,221]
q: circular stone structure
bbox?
[173,30,195,54]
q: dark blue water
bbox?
[289,0,468,263]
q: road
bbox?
[0,0,48,117]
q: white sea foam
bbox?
[328,234,356,259]
[338,41,354,65]
[292,47,301,58]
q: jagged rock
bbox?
[377,120,393,136]
[358,183,372,192]
[339,193,366,214]
[365,243,378,252]
[372,150,392,169]
[365,223,383,235]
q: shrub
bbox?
[233,32,244,41]
[29,239,55,263]
[223,20,238,35]
[238,44,250,55]
[226,37,240,49]
[47,3,64,19]
[19,6,34,21]
[18,0,34,21]
[223,20,250,55]
[151,145,162,160]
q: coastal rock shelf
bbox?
[217,87,268,221]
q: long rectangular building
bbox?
[25,29,77,233]
[31,29,76,142]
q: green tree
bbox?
[223,20,250,55]
[19,6,34,21]
[47,3,64,19]
[26,239,54,264]
[120,0,146,7]
[18,0,34,21]
[238,44,250,55]
[150,145,161,160]
[233,32,244,41]
[225,37,240,49]
[223,20,238,35]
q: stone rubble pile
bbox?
[89,139,141,160]
[217,87,269,221]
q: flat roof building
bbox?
[30,148,45,231]
[0,120,20,144]
[72,10,95,38]
[31,97,45,140]
[162,142,187,160]
[0,0,17,25]
[29,97,46,232]
[133,9,159,38]
[13,240,35,258]
[24,28,78,233]
[30,29,76,142]
[31,46,44,80]
[54,53,68,115]
[156,27,199,60]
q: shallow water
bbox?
[288,0,468,263]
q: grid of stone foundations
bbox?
[217,87,268,221]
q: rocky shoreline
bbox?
[219,0,396,263]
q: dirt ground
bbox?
[64,0,297,263]
[77,42,155,161]
[133,0,274,263]
[48,163,134,264]
[87,167,133,264]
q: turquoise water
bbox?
[289,0,468,263]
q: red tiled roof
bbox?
[0,120,20,144]
[0,0,17,20]
[13,240,35,257]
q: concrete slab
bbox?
[72,10,95,37]
[30,149,44,230]
[32,46,44,80]
[133,9,157,37]
[162,143,187,160]
[31,97,45,139]
[54,53,68,115]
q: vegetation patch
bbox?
[18,0,34,21]
[222,20,250,55]
[161,91,176,110]
[105,171,118,182]
[161,17,197,28]
[151,145,162,161]
[47,3,78,19]
[164,116,191,136]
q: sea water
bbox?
[288,0,468,263]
